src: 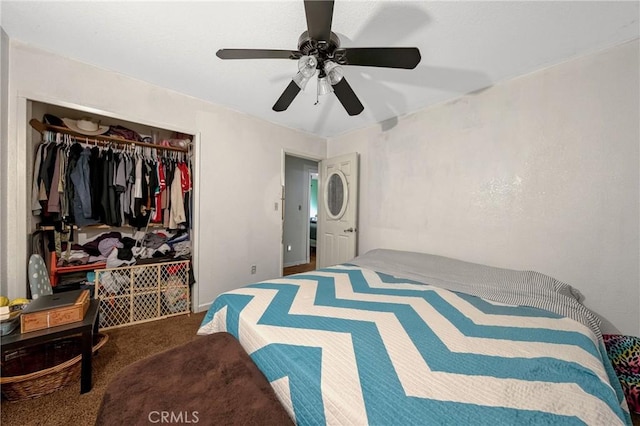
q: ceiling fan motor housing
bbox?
[297,31,341,66]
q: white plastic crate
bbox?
[95,260,190,330]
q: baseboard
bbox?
[283,260,308,268]
[196,301,212,313]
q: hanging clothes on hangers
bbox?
[70,146,99,227]
[31,130,193,230]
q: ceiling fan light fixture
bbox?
[324,60,344,85]
[293,72,311,90]
[317,76,333,96]
[217,1,419,115]
[298,55,318,78]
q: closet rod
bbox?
[29,119,189,153]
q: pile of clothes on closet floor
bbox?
[57,229,191,270]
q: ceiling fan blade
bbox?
[335,47,421,69]
[216,49,302,60]
[304,0,334,42]
[332,78,364,116]
[273,81,302,112]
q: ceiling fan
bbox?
[216,0,421,116]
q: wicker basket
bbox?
[0,333,108,401]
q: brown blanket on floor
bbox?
[95,332,293,426]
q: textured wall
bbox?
[0,28,9,298]
[328,40,640,336]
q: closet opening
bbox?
[24,99,200,323]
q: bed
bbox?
[198,249,631,425]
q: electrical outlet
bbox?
[251,265,257,274]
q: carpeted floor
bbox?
[1,311,206,426]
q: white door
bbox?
[317,152,359,268]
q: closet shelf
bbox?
[37,223,167,231]
[29,119,189,153]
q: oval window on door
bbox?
[324,170,348,219]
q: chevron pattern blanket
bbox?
[199,259,630,425]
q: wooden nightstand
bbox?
[1,299,99,394]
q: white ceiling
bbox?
[2,1,638,138]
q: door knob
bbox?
[344,227,355,233]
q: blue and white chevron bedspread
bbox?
[198,265,630,425]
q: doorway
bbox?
[282,154,319,276]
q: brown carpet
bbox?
[1,311,206,426]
